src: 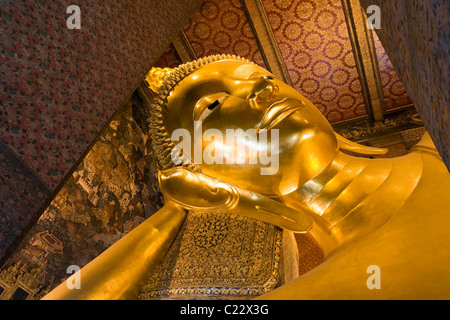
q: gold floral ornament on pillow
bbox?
[138,211,283,300]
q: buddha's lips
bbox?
[255,98,305,132]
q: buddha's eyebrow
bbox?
[247,71,266,79]
[247,71,274,79]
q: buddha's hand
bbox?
[159,166,239,211]
[158,167,313,233]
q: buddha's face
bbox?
[163,60,338,196]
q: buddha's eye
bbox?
[193,93,228,121]
[207,100,220,111]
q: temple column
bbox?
[358,0,449,170]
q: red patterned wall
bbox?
[159,0,410,123]
[0,0,202,262]
[261,0,368,123]
[0,0,201,190]
[372,30,412,111]
[182,0,266,68]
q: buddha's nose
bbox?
[247,76,279,109]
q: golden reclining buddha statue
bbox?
[44,55,450,300]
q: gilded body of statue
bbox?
[44,55,450,300]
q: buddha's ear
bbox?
[335,132,388,156]
[158,167,239,211]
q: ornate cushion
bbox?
[138,211,288,299]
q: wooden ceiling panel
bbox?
[158,0,414,124]
[182,0,266,68]
[372,30,412,111]
[261,0,368,123]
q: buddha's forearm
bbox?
[43,202,186,300]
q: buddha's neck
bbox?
[282,152,379,215]
[281,151,423,255]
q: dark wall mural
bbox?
[0,92,164,299]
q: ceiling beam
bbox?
[171,30,197,63]
[342,0,386,123]
[241,0,292,86]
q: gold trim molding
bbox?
[241,0,292,86]
[342,0,386,122]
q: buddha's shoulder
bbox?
[402,132,450,205]
[408,132,448,175]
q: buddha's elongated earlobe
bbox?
[335,132,388,156]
